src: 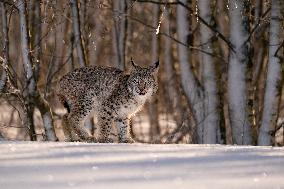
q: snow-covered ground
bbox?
[0,142,284,189]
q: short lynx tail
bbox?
[63,100,71,113]
[58,93,71,113]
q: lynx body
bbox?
[57,60,159,143]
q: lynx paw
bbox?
[85,136,97,143]
[98,138,114,143]
[120,137,135,143]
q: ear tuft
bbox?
[150,60,159,72]
[130,57,139,69]
[154,60,159,68]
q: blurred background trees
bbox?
[0,0,283,146]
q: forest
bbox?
[0,0,283,146]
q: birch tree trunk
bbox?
[70,0,87,67]
[258,0,283,146]
[198,0,219,144]
[17,0,37,140]
[33,0,41,80]
[17,0,57,141]
[112,0,127,70]
[177,0,204,143]
[228,0,252,145]
[0,2,8,91]
[163,9,183,127]
[163,8,193,143]
[148,4,160,142]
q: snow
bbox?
[0,142,284,189]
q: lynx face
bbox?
[127,61,159,97]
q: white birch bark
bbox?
[258,0,282,146]
[198,0,219,143]
[177,0,204,143]
[16,0,37,141]
[0,2,8,91]
[18,0,36,95]
[17,0,57,141]
[228,0,252,145]
[163,9,192,143]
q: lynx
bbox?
[57,59,159,143]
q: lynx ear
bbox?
[149,60,159,73]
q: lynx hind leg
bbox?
[67,113,96,142]
[65,99,96,142]
[115,118,135,143]
[97,115,114,143]
[62,114,76,142]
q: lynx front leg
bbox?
[115,118,135,143]
[97,116,114,143]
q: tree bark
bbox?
[258,0,283,146]
[176,0,205,143]
[148,4,160,142]
[70,0,87,67]
[17,0,57,141]
[0,2,9,91]
[163,8,193,143]
[228,0,252,145]
[198,0,219,144]
[33,0,41,80]
[112,0,127,70]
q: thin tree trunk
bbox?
[198,0,219,144]
[17,0,37,140]
[112,0,127,70]
[33,0,41,80]
[252,0,266,144]
[258,0,283,146]
[177,0,204,143]
[163,9,183,128]
[17,0,57,141]
[80,0,89,62]
[163,8,192,143]
[70,0,87,67]
[89,13,103,66]
[0,2,9,91]
[148,4,160,142]
[228,0,252,145]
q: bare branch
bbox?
[132,0,235,53]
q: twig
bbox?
[128,16,228,63]
[274,39,284,58]
[133,0,235,53]
[245,7,271,44]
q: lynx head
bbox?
[127,58,159,97]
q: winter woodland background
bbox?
[0,0,283,146]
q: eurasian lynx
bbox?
[57,59,159,143]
